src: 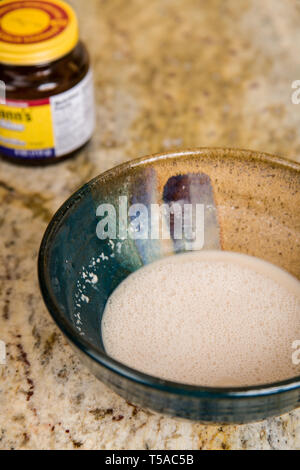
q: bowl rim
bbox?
[38,147,300,399]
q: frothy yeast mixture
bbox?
[102,251,300,387]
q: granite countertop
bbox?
[1,0,300,450]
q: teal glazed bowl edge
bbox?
[38,148,300,423]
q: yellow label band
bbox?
[0,97,55,158]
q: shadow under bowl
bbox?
[38,148,300,424]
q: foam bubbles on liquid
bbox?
[102,251,300,387]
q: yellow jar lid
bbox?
[0,0,79,65]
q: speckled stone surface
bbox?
[1,0,300,450]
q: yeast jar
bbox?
[0,0,95,164]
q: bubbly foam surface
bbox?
[102,251,300,387]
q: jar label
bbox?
[0,68,94,159]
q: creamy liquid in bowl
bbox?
[102,251,300,387]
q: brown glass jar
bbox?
[0,0,94,164]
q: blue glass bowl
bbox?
[38,148,300,423]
